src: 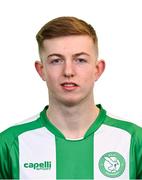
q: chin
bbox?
[62,101,78,107]
[59,96,85,107]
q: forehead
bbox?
[41,35,97,55]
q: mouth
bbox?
[60,82,79,91]
[61,82,78,86]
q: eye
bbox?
[76,58,87,63]
[50,59,64,65]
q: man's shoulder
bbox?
[0,113,43,148]
[103,114,142,152]
[104,114,142,139]
[104,113,142,138]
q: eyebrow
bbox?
[47,53,64,59]
[72,52,90,58]
[47,52,90,59]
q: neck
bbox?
[46,95,99,139]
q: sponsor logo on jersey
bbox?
[99,152,125,178]
[24,161,51,170]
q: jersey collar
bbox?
[40,104,106,140]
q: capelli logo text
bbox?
[24,161,51,170]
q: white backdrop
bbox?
[0,0,142,132]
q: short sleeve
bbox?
[135,126,142,179]
[0,132,12,179]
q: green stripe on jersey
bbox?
[56,135,94,179]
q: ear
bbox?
[95,59,105,81]
[35,61,46,81]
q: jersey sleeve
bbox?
[135,126,142,179]
[0,131,12,179]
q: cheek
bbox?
[81,69,96,82]
[45,71,59,87]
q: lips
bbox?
[61,82,79,90]
[61,82,78,87]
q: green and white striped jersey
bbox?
[0,104,142,179]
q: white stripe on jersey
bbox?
[19,127,56,179]
[94,124,130,179]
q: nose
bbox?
[63,60,75,78]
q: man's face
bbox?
[35,35,105,106]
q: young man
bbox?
[0,16,142,179]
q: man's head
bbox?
[36,16,98,58]
[35,17,105,107]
